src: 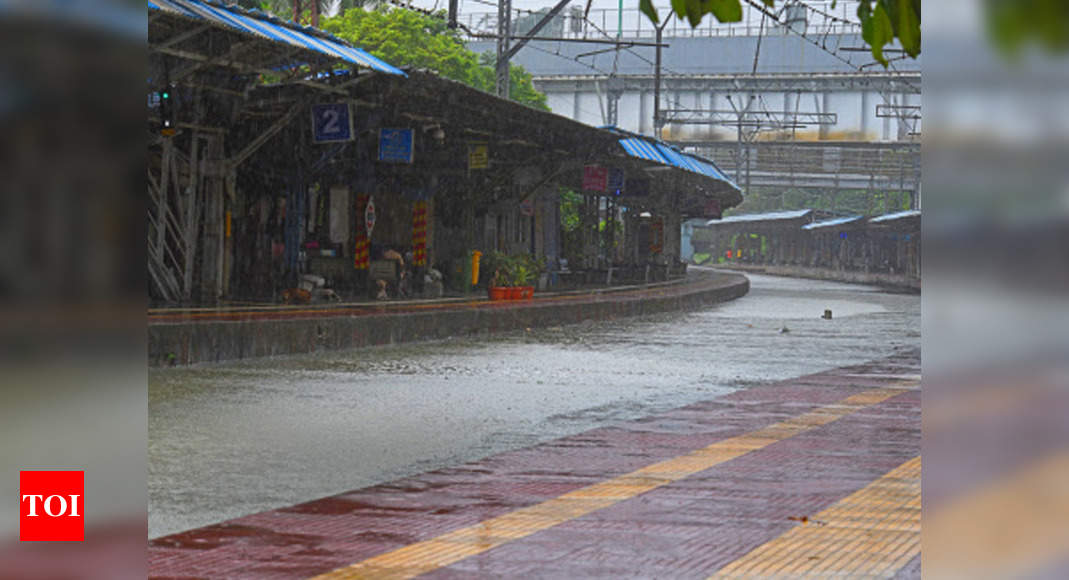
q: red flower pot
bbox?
[489,286,509,301]
[508,287,523,300]
[521,286,534,299]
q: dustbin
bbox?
[471,250,482,288]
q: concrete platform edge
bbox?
[149,274,750,366]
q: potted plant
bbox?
[511,261,532,299]
[520,254,546,298]
[488,269,509,300]
[485,251,512,301]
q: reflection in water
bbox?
[149,274,919,538]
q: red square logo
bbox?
[19,471,84,542]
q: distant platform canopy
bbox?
[803,215,865,230]
[869,210,921,224]
[706,209,814,226]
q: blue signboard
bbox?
[608,168,625,195]
[311,103,353,143]
[379,128,414,163]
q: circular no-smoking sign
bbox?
[364,196,376,235]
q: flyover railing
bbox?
[460,2,860,42]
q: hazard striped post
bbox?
[354,194,370,270]
[412,201,427,267]
[650,217,664,255]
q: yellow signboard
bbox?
[468,143,488,170]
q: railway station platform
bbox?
[149,349,921,578]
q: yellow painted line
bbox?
[924,449,1069,579]
[710,456,921,579]
[310,382,917,580]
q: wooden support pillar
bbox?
[198,134,227,303]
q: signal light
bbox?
[159,85,176,136]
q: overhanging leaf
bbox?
[671,0,689,24]
[685,0,704,27]
[707,0,743,23]
[634,0,923,62]
[896,0,921,57]
[639,0,659,25]
[868,2,894,66]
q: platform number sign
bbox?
[312,103,353,143]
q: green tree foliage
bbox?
[639,0,921,67]
[236,1,373,25]
[322,7,549,110]
[985,0,1069,54]
[559,188,585,262]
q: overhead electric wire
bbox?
[523,42,648,92]
[795,0,859,27]
[740,0,919,94]
[466,0,540,17]
[581,14,686,77]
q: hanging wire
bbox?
[796,0,859,27]
[740,0,920,94]
[582,14,686,76]
[466,0,539,17]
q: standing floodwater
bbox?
[149,273,919,538]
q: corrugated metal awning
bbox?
[654,143,735,185]
[617,137,739,191]
[149,0,405,76]
[618,138,670,164]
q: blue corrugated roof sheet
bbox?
[149,0,405,76]
[612,131,738,190]
[618,138,669,165]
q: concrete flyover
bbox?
[148,271,749,366]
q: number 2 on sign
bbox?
[321,109,339,134]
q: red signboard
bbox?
[582,165,608,192]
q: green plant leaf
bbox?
[857,1,871,22]
[705,0,743,23]
[639,0,659,25]
[896,0,921,57]
[865,2,894,66]
[671,0,688,22]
